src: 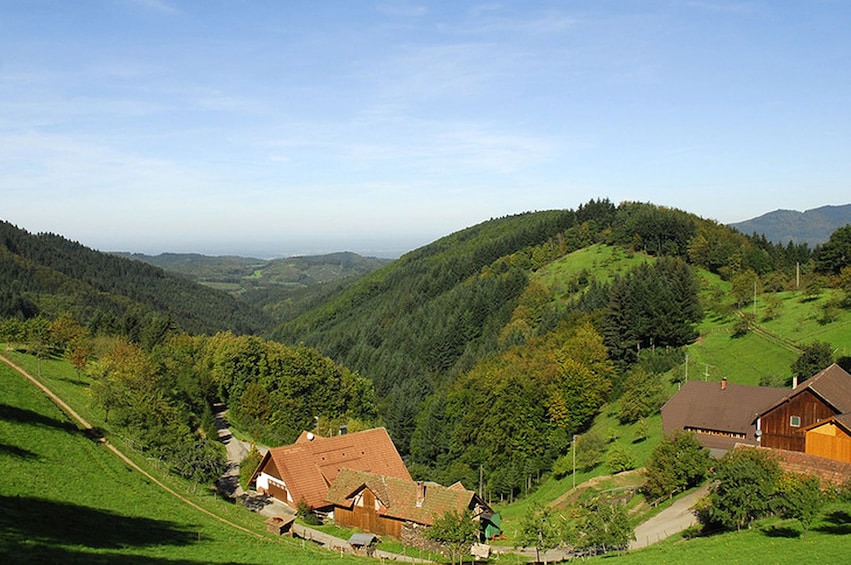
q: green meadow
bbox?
[0,358,366,564]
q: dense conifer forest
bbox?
[0,220,271,336]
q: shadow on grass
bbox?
[0,403,78,432]
[0,495,203,550]
[0,442,38,459]
[762,522,803,538]
[0,544,266,565]
[815,510,851,535]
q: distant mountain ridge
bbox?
[729,204,851,246]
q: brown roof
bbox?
[661,380,788,444]
[802,413,851,435]
[252,427,411,510]
[759,364,851,417]
[326,468,488,526]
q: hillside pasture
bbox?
[0,356,365,564]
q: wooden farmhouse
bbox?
[325,468,499,541]
[250,427,411,511]
[662,364,851,464]
[755,364,851,453]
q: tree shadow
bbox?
[0,442,38,459]
[815,510,851,535]
[761,522,803,538]
[0,403,78,432]
[1,543,265,565]
[0,495,202,551]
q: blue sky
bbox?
[2,1,850,258]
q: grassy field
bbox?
[686,289,850,386]
[0,356,368,564]
[596,509,851,564]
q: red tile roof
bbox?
[326,469,487,526]
[253,427,411,510]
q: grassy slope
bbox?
[0,352,366,564]
[491,244,851,561]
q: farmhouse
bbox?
[661,378,787,455]
[325,468,499,541]
[662,364,851,463]
[250,427,411,511]
[755,364,851,453]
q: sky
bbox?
[2,1,850,258]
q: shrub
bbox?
[642,432,710,501]
[704,447,781,531]
[607,444,636,474]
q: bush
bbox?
[642,432,710,501]
[239,445,263,491]
[704,447,781,531]
[607,444,636,474]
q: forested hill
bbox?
[273,200,820,492]
[0,220,271,336]
[729,204,851,246]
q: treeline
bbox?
[0,220,271,335]
[0,316,377,484]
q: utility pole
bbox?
[572,434,577,489]
[753,279,757,318]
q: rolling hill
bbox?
[115,251,391,324]
[0,220,271,336]
[729,204,851,246]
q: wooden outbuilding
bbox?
[265,514,295,535]
[803,414,851,463]
[756,364,851,452]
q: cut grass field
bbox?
[0,354,367,564]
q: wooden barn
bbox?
[756,364,851,453]
[661,378,787,455]
[803,414,851,463]
[325,469,498,541]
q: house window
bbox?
[790,416,801,428]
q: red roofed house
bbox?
[250,427,411,511]
[325,468,498,541]
[756,364,851,453]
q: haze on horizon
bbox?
[2,1,850,259]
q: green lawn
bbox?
[594,509,851,564]
[0,356,367,564]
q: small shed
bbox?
[348,533,379,556]
[804,415,851,463]
[265,515,295,536]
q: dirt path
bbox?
[0,353,266,540]
[213,406,265,500]
[629,483,710,549]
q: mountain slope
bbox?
[0,220,270,335]
[729,204,851,246]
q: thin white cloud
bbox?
[125,0,178,15]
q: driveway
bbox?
[629,484,711,549]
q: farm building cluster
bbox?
[249,426,499,546]
[663,363,851,480]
